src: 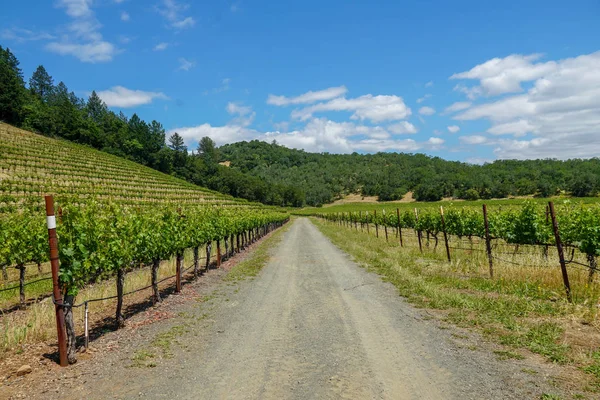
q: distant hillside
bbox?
[219,140,600,206]
[0,123,250,211]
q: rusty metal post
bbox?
[440,206,451,262]
[482,204,494,278]
[414,208,422,253]
[548,202,572,302]
[396,208,403,247]
[374,210,379,238]
[44,196,68,367]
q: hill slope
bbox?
[219,140,600,206]
[0,123,248,211]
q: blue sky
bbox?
[1,0,599,162]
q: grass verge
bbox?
[224,220,293,282]
[312,217,600,393]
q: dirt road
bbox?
[13,218,562,399]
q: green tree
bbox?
[0,46,26,124]
[29,65,54,101]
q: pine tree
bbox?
[29,65,54,101]
[0,46,26,124]
[86,91,108,123]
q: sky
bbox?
[1,0,599,163]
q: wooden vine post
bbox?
[482,204,494,278]
[366,211,370,234]
[216,240,222,267]
[383,209,388,241]
[414,208,422,253]
[440,206,451,262]
[396,208,403,247]
[374,210,379,238]
[44,195,68,367]
[548,202,572,302]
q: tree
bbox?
[197,136,219,165]
[169,132,187,169]
[29,65,54,101]
[86,91,107,123]
[0,46,26,124]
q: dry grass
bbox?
[314,218,600,391]
[0,244,219,358]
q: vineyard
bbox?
[311,201,600,305]
[0,124,290,365]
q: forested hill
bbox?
[219,140,600,206]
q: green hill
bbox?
[0,122,249,211]
[219,140,600,206]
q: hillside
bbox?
[219,140,600,206]
[0,123,248,211]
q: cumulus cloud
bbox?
[156,0,195,29]
[451,53,557,97]
[447,125,460,133]
[418,106,435,116]
[168,118,437,154]
[47,0,118,63]
[291,94,411,123]
[388,121,418,134]
[267,86,348,106]
[452,51,600,159]
[96,86,168,107]
[425,81,433,88]
[121,11,130,21]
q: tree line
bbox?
[219,140,600,206]
[0,45,303,207]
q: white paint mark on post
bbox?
[47,216,56,230]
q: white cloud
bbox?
[96,86,168,107]
[418,106,435,116]
[57,0,93,18]
[444,101,471,114]
[156,0,196,29]
[428,137,444,145]
[425,81,433,88]
[291,94,411,123]
[169,117,435,154]
[487,119,534,136]
[450,51,600,159]
[226,102,252,116]
[416,94,431,104]
[451,53,557,97]
[447,125,460,133]
[46,41,117,63]
[0,28,55,42]
[121,11,130,21]
[388,121,418,134]
[153,42,169,51]
[48,0,118,63]
[177,57,195,71]
[267,86,348,106]
[459,135,488,145]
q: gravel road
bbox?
[133,218,560,399]
[12,218,563,399]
